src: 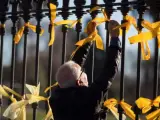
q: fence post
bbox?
[103,1,115,120]
[90,0,99,83]
[153,4,160,100]
[61,0,70,64]
[0,0,8,119]
[135,0,146,119]
[118,0,129,119]
[74,0,86,41]
[20,0,32,95]
[10,0,18,92]
[32,0,44,120]
[46,0,58,112]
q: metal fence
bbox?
[0,0,159,120]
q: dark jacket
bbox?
[49,38,121,120]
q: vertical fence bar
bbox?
[46,1,58,112]
[103,0,115,100]
[21,26,28,95]
[0,1,8,118]
[32,0,44,120]
[153,13,159,99]
[10,0,18,91]
[90,0,98,83]
[103,1,115,120]
[74,0,86,41]
[118,0,129,119]
[62,25,67,64]
[61,0,70,64]
[20,0,32,95]
[135,1,146,119]
[47,23,53,97]
[0,18,6,120]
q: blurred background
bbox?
[1,0,160,119]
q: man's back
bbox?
[49,20,121,120]
[50,86,99,120]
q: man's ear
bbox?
[76,80,83,86]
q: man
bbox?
[49,20,121,120]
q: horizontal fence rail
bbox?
[0,0,159,120]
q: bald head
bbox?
[56,61,88,88]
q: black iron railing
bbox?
[0,0,159,120]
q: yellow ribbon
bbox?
[70,20,104,59]
[2,85,27,120]
[3,85,23,99]
[25,83,48,104]
[113,15,138,32]
[89,6,109,22]
[136,96,160,120]
[119,100,136,120]
[128,31,152,60]
[49,19,81,46]
[44,82,58,93]
[14,22,44,44]
[70,6,110,59]
[48,3,80,46]
[104,98,126,120]
[0,24,5,28]
[128,20,160,60]
[26,83,54,119]
[104,99,135,120]
[3,99,28,120]
[44,100,54,120]
[0,85,16,102]
[54,19,81,28]
[48,3,56,46]
[142,20,160,47]
[1,83,55,120]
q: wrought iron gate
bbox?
[0,0,159,120]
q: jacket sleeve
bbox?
[88,37,121,100]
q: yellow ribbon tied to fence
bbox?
[25,83,53,120]
[44,82,58,93]
[136,96,160,120]
[2,85,28,120]
[72,5,109,52]
[89,6,109,23]
[54,19,81,28]
[104,98,126,120]
[136,97,153,113]
[128,31,152,60]
[0,85,15,101]
[49,3,80,46]
[142,20,160,47]
[71,20,104,59]
[48,3,57,46]
[25,83,48,104]
[113,15,138,32]
[128,20,160,60]
[119,100,136,120]
[3,99,28,120]
[44,100,54,120]
[14,22,44,44]
[104,99,135,120]
[0,24,5,29]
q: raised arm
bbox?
[89,20,121,99]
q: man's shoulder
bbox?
[50,86,91,104]
[51,86,89,97]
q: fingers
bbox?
[108,20,120,37]
[108,20,120,30]
[86,20,120,37]
[87,21,97,35]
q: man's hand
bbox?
[108,20,120,37]
[86,22,97,35]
